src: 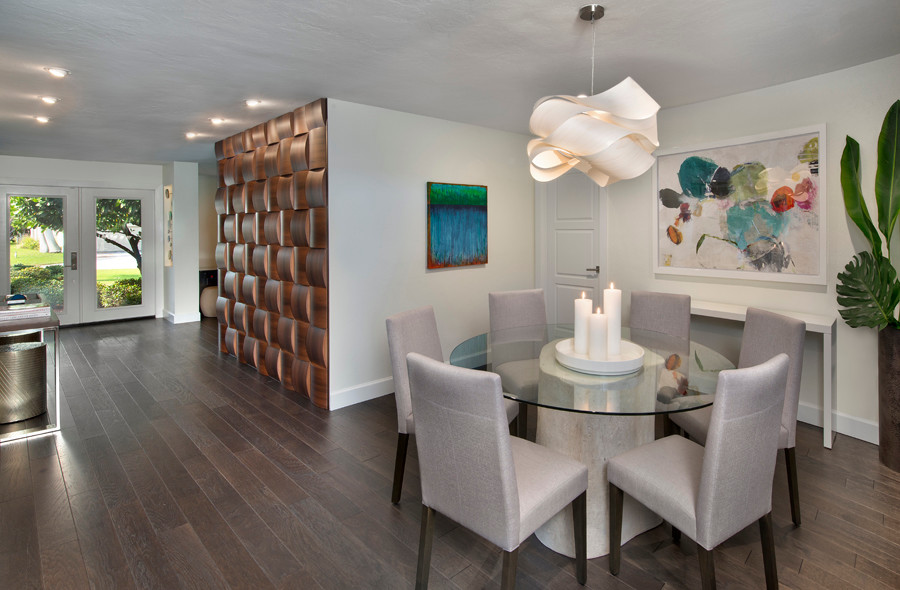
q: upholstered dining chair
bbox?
[608,354,790,590]
[489,289,547,438]
[406,352,588,589]
[629,291,691,340]
[385,306,519,504]
[670,307,806,525]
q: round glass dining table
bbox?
[450,324,735,558]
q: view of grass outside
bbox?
[9,195,143,310]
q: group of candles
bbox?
[573,284,622,361]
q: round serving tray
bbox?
[554,338,645,375]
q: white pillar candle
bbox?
[574,292,592,355]
[604,282,622,356]
[589,307,608,361]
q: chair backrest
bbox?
[629,291,691,341]
[738,308,806,448]
[385,307,443,435]
[695,354,789,549]
[489,289,547,332]
[406,352,520,550]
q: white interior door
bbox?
[1,185,81,324]
[79,188,156,323]
[542,173,607,323]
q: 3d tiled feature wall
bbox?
[214,98,329,409]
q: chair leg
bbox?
[501,548,519,590]
[416,505,435,590]
[608,482,624,575]
[784,447,801,526]
[671,524,682,544]
[516,402,528,438]
[697,547,716,590]
[391,433,410,504]
[572,491,587,585]
[758,512,778,589]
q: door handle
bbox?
[64,252,77,270]
[586,266,599,273]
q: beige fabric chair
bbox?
[385,306,519,504]
[406,352,588,589]
[489,289,546,438]
[608,354,790,590]
[629,291,691,340]
[670,307,806,525]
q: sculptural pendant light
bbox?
[528,5,661,187]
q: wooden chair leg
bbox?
[697,546,716,590]
[572,491,587,585]
[758,512,778,589]
[516,402,528,438]
[608,482,624,575]
[501,548,519,590]
[784,447,801,525]
[391,433,410,504]
[671,524,682,544]
[416,505,435,590]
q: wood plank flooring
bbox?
[1,317,899,589]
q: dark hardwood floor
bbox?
[1,317,899,589]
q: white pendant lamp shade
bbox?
[528,77,660,187]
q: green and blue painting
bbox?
[427,182,487,269]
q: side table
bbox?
[0,312,60,443]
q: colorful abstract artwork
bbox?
[653,126,826,284]
[427,182,487,269]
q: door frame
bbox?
[535,175,608,323]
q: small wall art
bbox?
[427,182,487,269]
[163,186,173,267]
[652,125,825,284]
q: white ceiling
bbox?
[1,0,899,175]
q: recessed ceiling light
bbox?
[185,132,198,139]
[245,99,262,107]
[35,116,51,123]
[210,117,226,125]
[40,96,60,104]
[44,67,70,78]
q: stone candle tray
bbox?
[554,338,645,376]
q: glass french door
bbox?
[1,185,155,325]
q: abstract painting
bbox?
[427,182,487,269]
[652,125,825,284]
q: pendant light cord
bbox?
[590,14,596,96]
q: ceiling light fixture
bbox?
[244,99,262,107]
[527,5,660,187]
[44,67,70,78]
[35,116,50,123]
[40,96,60,104]
[210,117,226,125]
[185,132,198,139]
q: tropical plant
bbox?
[836,100,900,329]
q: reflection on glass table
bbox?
[450,324,735,558]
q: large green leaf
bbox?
[876,100,900,255]
[841,137,882,255]
[836,251,900,329]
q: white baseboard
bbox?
[798,401,878,445]
[165,310,201,324]
[329,377,394,410]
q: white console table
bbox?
[691,300,837,449]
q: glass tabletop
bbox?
[449,324,735,415]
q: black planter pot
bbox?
[878,325,900,471]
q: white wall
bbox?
[198,174,218,270]
[328,100,535,409]
[0,155,162,189]
[162,162,201,323]
[608,54,900,443]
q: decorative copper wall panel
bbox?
[215,98,329,409]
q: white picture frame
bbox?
[651,125,826,285]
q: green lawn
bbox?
[97,269,141,282]
[10,246,63,266]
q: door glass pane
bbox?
[8,196,65,311]
[95,198,142,308]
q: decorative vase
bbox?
[878,325,900,471]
